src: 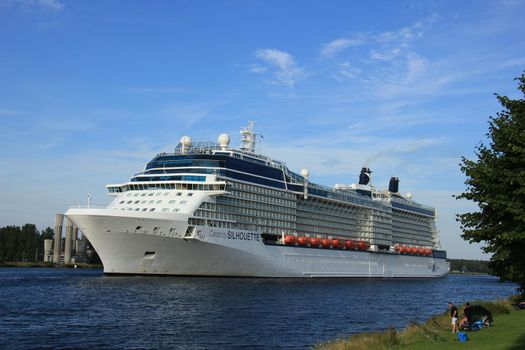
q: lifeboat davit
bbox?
[357,241,370,251]
[310,238,321,247]
[321,239,330,248]
[332,239,340,248]
[394,244,400,252]
[284,235,296,245]
[297,236,309,246]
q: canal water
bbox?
[0,268,518,349]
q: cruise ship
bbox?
[65,122,448,277]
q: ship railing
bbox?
[303,182,390,211]
[157,140,287,169]
[390,196,435,212]
[69,204,108,209]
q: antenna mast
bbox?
[240,121,262,152]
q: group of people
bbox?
[448,301,492,333]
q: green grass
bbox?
[316,299,525,350]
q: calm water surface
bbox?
[0,268,518,349]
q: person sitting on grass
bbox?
[459,315,469,330]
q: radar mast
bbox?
[240,121,262,152]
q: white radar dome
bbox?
[405,192,413,200]
[180,136,192,146]
[301,168,310,178]
[218,133,230,148]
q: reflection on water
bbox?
[0,268,518,349]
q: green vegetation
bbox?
[448,259,490,274]
[456,73,525,296]
[0,223,101,265]
[0,224,54,263]
[316,298,525,350]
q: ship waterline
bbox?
[65,122,448,278]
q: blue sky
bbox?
[1,0,524,259]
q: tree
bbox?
[457,73,525,295]
[0,225,55,263]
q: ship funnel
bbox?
[389,177,399,193]
[358,167,372,185]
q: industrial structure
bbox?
[45,214,88,264]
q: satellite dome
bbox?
[218,133,230,149]
[301,168,310,178]
[180,136,192,146]
[406,192,413,200]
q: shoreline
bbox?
[0,261,103,269]
[315,297,524,349]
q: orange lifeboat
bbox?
[310,237,321,247]
[358,241,370,251]
[321,238,330,248]
[332,239,340,248]
[284,235,296,245]
[399,245,406,253]
[427,249,433,256]
[297,236,309,246]
[345,240,354,250]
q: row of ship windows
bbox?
[125,191,194,198]
[297,216,392,231]
[232,182,295,200]
[193,210,232,221]
[297,200,391,220]
[112,183,226,192]
[116,207,182,213]
[224,191,295,207]
[221,191,295,207]
[217,197,296,214]
[214,205,295,221]
[188,218,232,228]
[118,199,188,205]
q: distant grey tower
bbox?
[64,219,74,264]
[43,239,54,262]
[72,224,79,257]
[53,214,64,263]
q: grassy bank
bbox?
[316,298,525,350]
[0,261,103,269]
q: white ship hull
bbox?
[66,208,448,278]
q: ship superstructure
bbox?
[66,122,448,277]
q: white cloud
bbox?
[322,17,436,85]
[162,103,214,128]
[253,48,305,87]
[370,47,403,61]
[1,0,64,11]
[321,38,364,57]
[336,62,361,79]
[0,108,28,117]
[248,64,267,74]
